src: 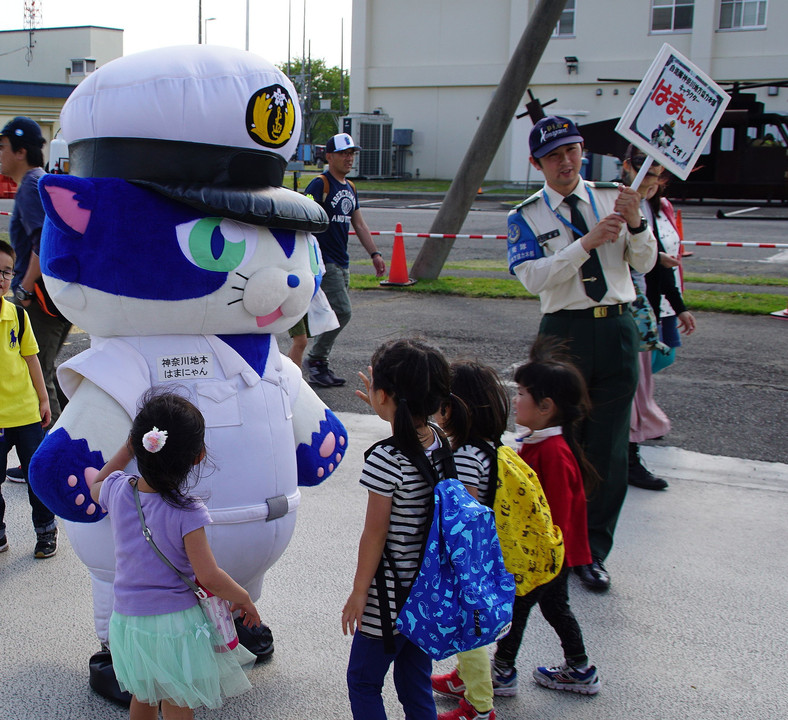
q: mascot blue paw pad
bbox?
[296,410,348,487]
[28,428,107,523]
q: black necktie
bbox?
[564,194,608,302]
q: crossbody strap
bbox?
[15,304,25,349]
[132,479,207,598]
[467,437,501,508]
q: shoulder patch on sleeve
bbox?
[507,211,543,273]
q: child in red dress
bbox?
[492,338,602,696]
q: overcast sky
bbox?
[0,0,353,67]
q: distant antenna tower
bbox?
[24,0,42,64]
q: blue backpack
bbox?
[374,428,516,661]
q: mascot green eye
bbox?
[177,218,257,272]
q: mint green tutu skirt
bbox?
[109,605,256,709]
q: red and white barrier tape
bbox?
[2,210,783,248]
[351,230,788,248]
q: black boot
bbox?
[88,645,132,707]
[628,443,668,490]
[235,618,275,662]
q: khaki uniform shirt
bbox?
[507,179,657,314]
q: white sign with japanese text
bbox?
[616,43,730,180]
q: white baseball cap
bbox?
[326,133,361,153]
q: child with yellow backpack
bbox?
[493,338,601,696]
[431,344,601,717]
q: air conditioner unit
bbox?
[341,113,393,178]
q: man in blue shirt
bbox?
[304,133,385,387]
[0,117,71,437]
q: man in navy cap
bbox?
[303,133,386,387]
[507,116,656,593]
[0,118,71,428]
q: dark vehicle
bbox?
[313,144,326,169]
[294,143,327,168]
[579,81,788,203]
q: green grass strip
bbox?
[684,273,788,287]
[351,261,788,290]
[682,289,786,315]
[351,274,786,315]
[351,273,537,299]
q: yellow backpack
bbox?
[477,442,565,596]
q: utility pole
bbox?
[245,0,250,50]
[23,0,41,64]
[411,0,568,280]
[340,18,345,114]
[198,0,202,44]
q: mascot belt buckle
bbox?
[266,494,289,521]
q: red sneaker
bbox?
[438,697,496,720]
[431,668,466,699]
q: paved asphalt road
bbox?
[292,290,787,466]
[2,414,787,720]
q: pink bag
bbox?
[194,581,239,652]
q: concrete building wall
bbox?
[350,0,518,179]
[351,0,788,181]
[0,26,123,166]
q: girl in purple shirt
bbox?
[90,389,261,720]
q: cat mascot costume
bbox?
[28,45,347,702]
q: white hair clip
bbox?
[142,427,168,453]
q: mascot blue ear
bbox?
[39,175,96,238]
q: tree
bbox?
[279,58,349,145]
[411,0,569,279]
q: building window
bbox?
[719,0,767,29]
[651,0,694,32]
[70,58,96,76]
[553,0,575,37]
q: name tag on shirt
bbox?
[536,230,560,246]
[156,354,215,382]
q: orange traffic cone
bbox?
[380,222,416,286]
[676,209,693,258]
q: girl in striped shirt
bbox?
[342,338,451,720]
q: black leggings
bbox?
[494,564,587,670]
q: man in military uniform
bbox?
[507,116,657,591]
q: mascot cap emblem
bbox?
[246,84,297,148]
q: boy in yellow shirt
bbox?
[0,239,57,557]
